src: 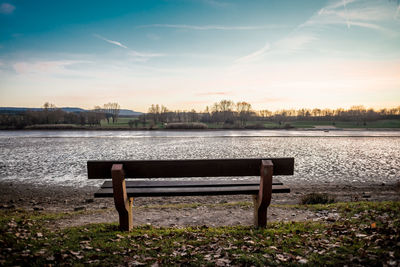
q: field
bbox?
[98,119,400,129]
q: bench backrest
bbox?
[87,158,294,179]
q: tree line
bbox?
[142,100,400,126]
[1,99,399,129]
[0,102,120,128]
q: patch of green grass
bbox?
[300,193,335,204]
[1,202,399,266]
[332,120,400,128]
[97,119,400,129]
[100,117,132,127]
[289,120,400,128]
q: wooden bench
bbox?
[87,158,294,231]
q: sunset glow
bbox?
[0,0,399,112]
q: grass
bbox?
[289,120,400,129]
[1,201,399,266]
[205,119,400,129]
[20,119,399,130]
[100,117,133,128]
[98,119,400,129]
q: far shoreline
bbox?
[1,126,400,131]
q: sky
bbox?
[0,0,399,112]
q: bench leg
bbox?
[112,164,133,231]
[254,160,273,228]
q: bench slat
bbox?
[88,158,294,179]
[101,179,283,188]
[94,185,290,198]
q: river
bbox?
[0,130,399,188]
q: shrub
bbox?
[283,123,293,129]
[300,193,335,205]
[244,123,265,129]
[165,122,208,129]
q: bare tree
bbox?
[236,101,252,126]
[103,102,120,123]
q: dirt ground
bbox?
[0,181,399,229]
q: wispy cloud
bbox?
[136,24,286,31]
[201,0,231,8]
[0,3,15,14]
[196,91,230,96]
[94,34,165,62]
[322,0,357,10]
[342,0,350,28]
[396,5,400,20]
[235,33,316,64]
[128,50,165,62]
[309,0,398,35]
[252,97,289,104]
[146,33,160,40]
[234,0,400,64]
[93,34,128,49]
[235,42,270,64]
[275,34,317,52]
[13,60,85,74]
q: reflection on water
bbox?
[0,129,400,138]
[0,130,399,187]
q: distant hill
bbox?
[0,107,142,116]
[119,109,142,116]
[59,107,86,113]
[0,107,41,114]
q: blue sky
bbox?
[0,0,399,111]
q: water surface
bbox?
[0,130,399,188]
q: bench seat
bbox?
[95,180,290,197]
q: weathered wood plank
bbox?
[111,164,133,231]
[88,158,294,179]
[254,160,273,227]
[94,185,290,198]
[101,179,284,188]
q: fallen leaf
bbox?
[276,254,288,262]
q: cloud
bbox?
[201,0,230,8]
[94,34,164,62]
[128,50,165,62]
[234,33,316,64]
[309,0,398,34]
[93,34,128,49]
[0,3,15,14]
[13,60,84,74]
[275,34,317,51]
[322,0,357,10]
[196,91,230,96]
[129,50,164,58]
[146,33,160,40]
[319,6,391,21]
[251,97,289,104]
[136,24,286,31]
[235,42,270,64]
